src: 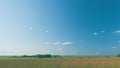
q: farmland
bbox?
[0,57,120,68]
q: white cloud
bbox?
[93,30,105,36]
[117,40,120,43]
[53,41,72,45]
[93,32,97,35]
[112,46,118,49]
[52,48,64,54]
[61,41,72,45]
[53,41,61,45]
[101,30,105,33]
[44,42,50,45]
[57,48,64,51]
[114,30,120,34]
[96,52,100,54]
[28,26,33,30]
[45,30,49,33]
[45,50,51,54]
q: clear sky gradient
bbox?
[0,0,120,55]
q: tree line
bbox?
[14,54,62,58]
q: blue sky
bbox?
[0,0,120,55]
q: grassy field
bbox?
[0,57,120,68]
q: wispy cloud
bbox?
[57,48,64,51]
[45,50,51,54]
[53,41,61,45]
[101,30,105,33]
[45,30,49,33]
[44,42,50,45]
[53,41,72,45]
[93,32,98,35]
[44,41,72,46]
[117,40,120,43]
[112,46,118,49]
[61,41,72,45]
[96,52,100,54]
[114,30,120,34]
[51,48,64,54]
[28,26,33,30]
[93,30,105,36]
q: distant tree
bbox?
[53,55,60,58]
[22,55,32,58]
[53,55,62,59]
[33,54,42,58]
[79,57,82,59]
[23,55,27,57]
[106,56,110,58]
[14,56,17,58]
[117,54,120,57]
[33,54,52,58]
[40,54,52,58]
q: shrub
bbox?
[117,54,120,57]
